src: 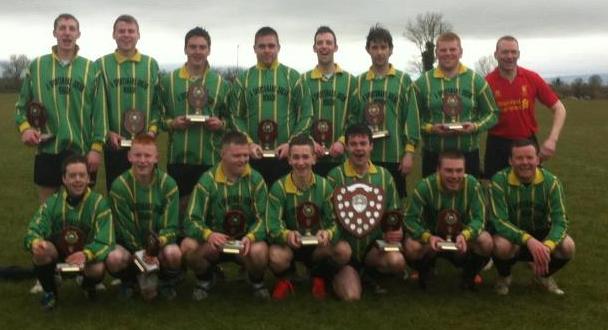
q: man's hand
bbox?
[86,150,102,173]
[249,143,263,159]
[428,235,444,252]
[431,124,456,136]
[316,230,330,246]
[107,131,122,150]
[328,141,345,158]
[527,238,551,276]
[276,143,289,159]
[399,153,413,176]
[313,141,326,158]
[240,237,251,257]
[539,138,557,161]
[32,240,49,257]
[208,232,229,252]
[171,116,190,130]
[65,251,86,266]
[204,117,224,131]
[455,234,468,254]
[458,122,476,134]
[21,129,41,146]
[287,230,301,249]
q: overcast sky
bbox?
[2,0,607,78]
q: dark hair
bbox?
[437,150,465,168]
[314,26,336,45]
[510,139,539,157]
[344,123,373,145]
[254,26,279,45]
[366,24,393,49]
[54,13,79,31]
[288,134,315,151]
[496,35,519,51]
[61,154,88,176]
[221,131,249,147]
[113,14,139,32]
[185,27,211,49]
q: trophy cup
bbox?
[296,202,320,246]
[55,226,86,273]
[26,101,54,142]
[375,210,403,252]
[442,93,464,130]
[186,80,209,123]
[364,101,389,139]
[312,119,332,156]
[436,209,463,251]
[134,232,161,273]
[333,182,384,238]
[222,210,247,254]
[121,109,146,148]
[258,120,278,158]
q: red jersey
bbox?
[485,66,559,139]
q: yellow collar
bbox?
[114,49,142,64]
[51,45,79,62]
[284,172,316,194]
[214,164,252,184]
[178,64,209,80]
[365,64,396,80]
[256,59,279,70]
[508,168,544,186]
[344,159,377,177]
[62,187,91,205]
[433,63,467,79]
[310,64,343,80]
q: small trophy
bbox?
[258,120,278,158]
[312,119,332,156]
[222,210,247,254]
[376,210,403,252]
[442,93,464,130]
[121,109,146,148]
[364,101,389,139]
[436,209,463,251]
[55,226,86,273]
[134,232,161,273]
[296,202,320,246]
[333,182,384,238]
[186,80,209,123]
[26,101,54,142]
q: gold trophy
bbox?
[296,202,320,246]
[258,120,278,158]
[436,209,463,251]
[121,109,146,148]
[442,93,464,130]
[364,101,389,139]
[333,182,384,238]
[375,210,403,252]
[55,226,86,273]
[222,210,247,254]
[26,101,54,142]
[312,119,332,156]
[186,80,209,123]
[134,232,161,273]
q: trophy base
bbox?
[187,114,209,123]
[56,263,83,273]
[262,150,276,158]
[222,240,244,254]
[444,123,464,130]
[134,250,160,273]
[301,235,319,246]
[376,240,401,252]
[372,130,389,139]
[40,133,54,142]
[120,139,132,148]
[437,241,458,251]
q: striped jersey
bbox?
[489,167,568,250]
[15,47,104,155]
[410,64,498,152]
[160,65,230,166]
[109,168,179,251]
[24,188,114,262]
[183,163,268,242]
[267,172,337,244]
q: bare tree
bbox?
[403,12,453,72]
[1,54,30,81]
[475,54,497,77]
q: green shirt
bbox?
[183,164,268,242]
[327,160,399,261]
[160,65,230,166]
[15,47,105,155]
[404,173,486,243]
[24,188,114,262]
[348,65,420,162]
[96,50,161,138]
[230,61,313,146]
[302,65,356,162]
[410,64,498,152]
[109,168,179,251]
[267,172,337,244]
[489,167,568,250]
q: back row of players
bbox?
[17,14,574,309]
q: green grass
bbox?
[1,93,607,329]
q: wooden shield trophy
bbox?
[296,202,320,246]
[26,101,54,142]
[364,101,389,139]
[121,109,146,148]
[187,80,209,122]
[333,182,384,238]
[436,209,463,251]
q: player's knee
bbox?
[492,235,514,259]
[180,237,199,256]
[162,244,182,268]
[268,245,291,271]
[84,261,105,279]
[556,235,575,259]
[106,248,129,272]
[474,231,494,256]
[248,242,269,266]
[385,252,406,274]
[404,238,424,260]
[332,241,351,265]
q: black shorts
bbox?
[484,134,538,180]
[34,150,76,187]
[167,163,211,197]
[250,158,290,186]
[375,161,407,198]
[313,161,340,177]
[422,149,481,178]
[104,148,131,192]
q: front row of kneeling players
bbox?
[24,125,575,309]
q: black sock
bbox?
[196,268,214,282]
[82,276,102,290]
[248,272,264,284]
[493,256,517,277]
[109,263,138,284]
[463,253,490,281]
[547,258,570,277]
[34,263,56,294]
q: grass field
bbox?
[0,92,607,329]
